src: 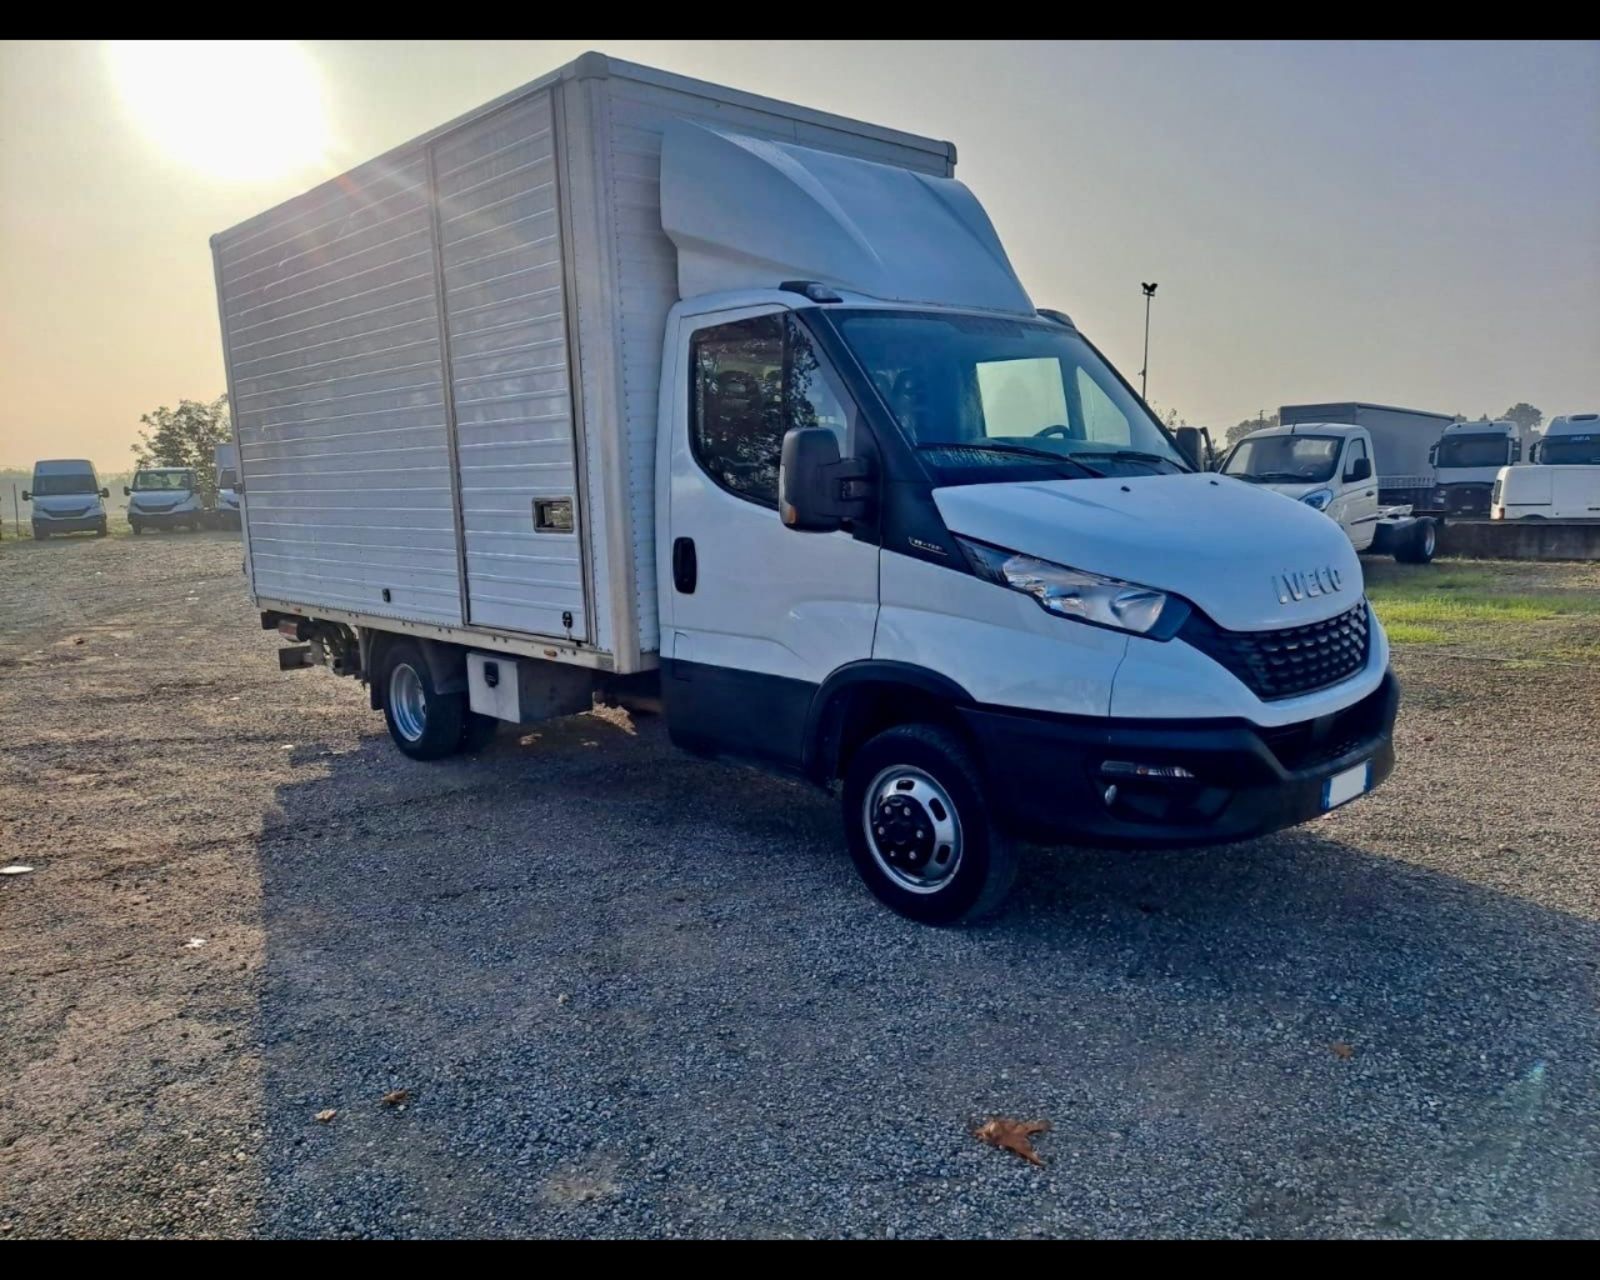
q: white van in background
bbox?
[23,459,109,539]
[125,467,205,534]
[1492,414,1600,521]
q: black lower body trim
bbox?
[661,658,815,775]
[959,671,1400,848]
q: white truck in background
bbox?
[124,466,206,534]
[1427,418,1533,518]
[213,442,241,529]
[1492,413,1600,522]
[1220,422,1439,562]
[211,52,1398,923]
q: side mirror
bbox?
[1529,442,1539,463]
[100,488,110,499]
[1428,443,1438,465]
[1347,457,1372,483]
[1511,443,1521,463]
[779,427,872,532]
[123,486,131,496]
[1173,426,1206,471]
[20,490,30,501]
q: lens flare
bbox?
[106,41,330,181]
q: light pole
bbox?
[1138,282,1158,403]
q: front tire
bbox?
[380,641,467,760]
[130,522,142,536]
[841,723,1017,924]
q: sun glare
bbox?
[107,41,330,182]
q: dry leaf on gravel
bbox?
[974,1117,1051,1167]
[381,1089,410,1107]
[1331,1042,1355,1060]
[315,1109,337,1123]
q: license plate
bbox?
[1322,761,1372,811]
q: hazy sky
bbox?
[2,39,1596,469]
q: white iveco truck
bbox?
[212,53,1398,922]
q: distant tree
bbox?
[1225,411,1277,448]
[1502,402,1543,433]
[132,395,230,505]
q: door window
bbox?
[1344,437,1370,481]
[690,313,855,508]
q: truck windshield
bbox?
[1222,435,1341,484]
[1437,434,1510,468]
[828,310,1186,481]
[133,470,193,491]
[31,473,97,496]
[1540,436,1600,465]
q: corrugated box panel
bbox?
[216,152,462,625]
[434,90,587,640]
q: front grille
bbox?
[1180,600,1370,701]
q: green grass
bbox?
[1381,621,1447,645]
[1365,561,1600,663]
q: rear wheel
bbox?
[841,723,1017,924]
[1395,519,1437,564]
[380,641,467,760]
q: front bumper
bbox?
[1434,484,1494,518]
[33,513,105,533]
[960,670,1399,848]
[129,508,198,527]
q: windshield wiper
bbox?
[918,441,1106,477]
[1070,449,1184,471]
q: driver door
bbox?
[1341,436,1379,550]
[661,305,879,772]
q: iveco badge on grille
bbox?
[1273,565,1343,605]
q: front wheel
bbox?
[380,641,467,760]
[130,523,142,536]
[841,723,1018,925]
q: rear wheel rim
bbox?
[863,765,964,894]
[389,663,427,742]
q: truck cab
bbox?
[1219,423,1436,563]
[1492,413,1600,521]
[125,467,204,534]
[1219,424,1379,543]
[22,458,109,539]
[1428,419,1523,517]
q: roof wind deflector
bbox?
[661,120,1034,315]
[1036,308,1075,328]
[779,280,843,303]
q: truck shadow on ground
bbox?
[251,712,1598,1238]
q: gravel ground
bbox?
[1,534,1596,1238]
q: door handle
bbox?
[672,537,697,594]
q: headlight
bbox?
[1300,489,1333,511]
[956,537,1189,637]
